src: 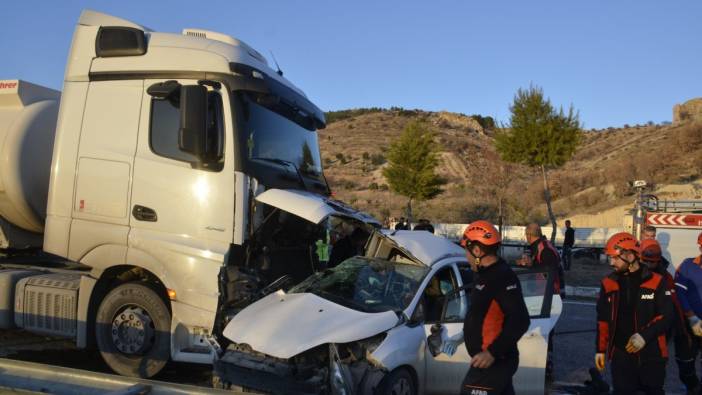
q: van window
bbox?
[422,267,458,323]
[150,91,224,166]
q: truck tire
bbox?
[95,282,171,378]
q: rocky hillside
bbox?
[319,107,702,225]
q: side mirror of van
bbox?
[179,85,208,160]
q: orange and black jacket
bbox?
[596,267,673,361]
[650,261,690,342]
[529,237,564,294]
[463,259,530,359]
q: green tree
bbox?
[494,85,582,242]
[382,120,444,222]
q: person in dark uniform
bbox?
[516,223,564,381]
[517,223,565,297]
[327,227,369,268]
[442,220,530,395]
[563,220,575,271]
[394,217,409,230]
[412,218,435,233]
[595,232,672,395]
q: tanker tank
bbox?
[0,80,60,249]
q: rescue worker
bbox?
[517,223,565,297]
[516,223,564,381]
[595,232,672,395]
[640,238,700,393]
[673,232,702,393]
[641,225,672,270]
[441,220,530,394]
[642,225,657,241]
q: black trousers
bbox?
[562,245,572,270]
[610,348,665,395]
[674,323,701,392]
[460,355,519,395]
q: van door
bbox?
[129,79,234,332]
[423,265,561,395]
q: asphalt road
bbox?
[552,299,688,394]
[0,301,695,394]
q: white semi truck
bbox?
[0,10,377,379]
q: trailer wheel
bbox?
[96,282,171,378]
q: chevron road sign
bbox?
[647,214,702,228]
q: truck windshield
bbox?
[237,93,323,176]
[289,257,429,313]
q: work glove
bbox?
[689,316,702,337]
[440,331,464,357]
[625,333,646,353]
[595,353,606,372]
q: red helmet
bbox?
[640,239,662,263]
[462,220,501,247]
[605,232,639,257]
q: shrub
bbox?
[325,108,385,123]
[369,182,379,190]
[371,154,386,166]
[470,114,496,130]
[335,153,348,164]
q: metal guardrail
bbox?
[642,199,702,213]
[433,224,624,249]
[0,358,238,395]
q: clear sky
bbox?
[1,0,700,129]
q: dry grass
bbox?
[321,111,702,224]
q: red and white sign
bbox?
[647,214,702,228]
[0,81,18,89]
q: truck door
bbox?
[129,79,235,330]
[69,80,142,262]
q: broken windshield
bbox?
[289,257,429,313]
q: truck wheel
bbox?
[376,368,416,395]
[95,282,171,378]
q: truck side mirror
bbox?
[179,85,208,160]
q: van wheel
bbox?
[96,282,171,378]
[376,368,416,395]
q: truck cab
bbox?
[0,10,375,378]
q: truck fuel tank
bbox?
[0,268,42,329]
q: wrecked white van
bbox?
[214,230,562,395]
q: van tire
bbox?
[376,368,416,395]
[95,282,171,378]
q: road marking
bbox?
[563,300,596,306]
